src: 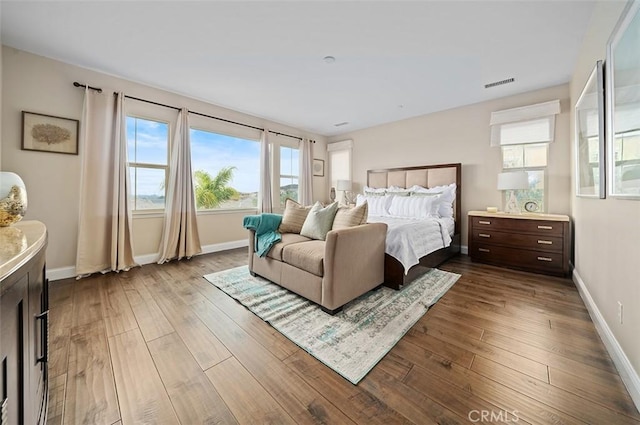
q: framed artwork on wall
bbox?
[313,158,324,177]
[22,111,79,155]
[575,60,605,198]
[605,0,640,199]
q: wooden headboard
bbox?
[367,163,462,234]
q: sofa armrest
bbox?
[322,222,387,310]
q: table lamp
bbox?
[336,179,352,205]
[497,171,529,214]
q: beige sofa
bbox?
[248,222,387,314]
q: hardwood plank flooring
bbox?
[47,250,639,424]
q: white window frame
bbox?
[127,114,171,214]
[501,143,549,212]
[328,140,353,203]
[278,143,300,208]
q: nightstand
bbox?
[468,211,572,277]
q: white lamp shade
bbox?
[497,171,529,190]
[336,179,352,191]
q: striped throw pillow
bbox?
[278,198,312,234]
[332,202,368,230]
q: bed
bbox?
[365,163,461,289]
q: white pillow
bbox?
[388,195,437,219]
[356,194,392,216]
[410,184,456,218]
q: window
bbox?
[280,146,299,205]
[492,100,559,213]
[127,116,169,211]
[189,129,260,210]
[328,139,353,203]
[502,143,547,212]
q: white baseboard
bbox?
[572,268,640,412]
[47,266,77,282]
[201,239,248,255]
[461,245,468,255]
[47,239,249,282]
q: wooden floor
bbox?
[47,249,640,425]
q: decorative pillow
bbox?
[386,186,412,196]
[363,186,387,196]
[332,202,368,230]
[300,202,339,240]
[356,194,392,216]
[388,195,437,219]
[278,198,312,234]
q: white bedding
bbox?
[367,215,454,274]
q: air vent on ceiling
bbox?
[334,122,349,127]
[484,78,515,89]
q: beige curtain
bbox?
[157,108,201,263]
[260,129,273,212]
[299,138,314,205]
[76,90,137,276]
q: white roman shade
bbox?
[490,100,561,146]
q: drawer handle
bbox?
[478,220,491,225]
[537,256,553,262]
[478,233,491,238]
[537,240,553,245]
[478,248,491,253]
[35,310,49,364]
[537,225,553,230]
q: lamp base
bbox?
[505,190,521,214]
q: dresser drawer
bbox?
[472,244,564,274]
[471,229,563,253]
[471,216,565,236]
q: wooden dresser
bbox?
[1,221,48,425]
[468,211,571,277]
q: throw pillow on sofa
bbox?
[332,202,368,230]
[279,198,312,234]
[300,201,339,240]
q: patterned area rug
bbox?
[203,266,460,384]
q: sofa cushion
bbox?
[282,240,325,277]
[332,202,368,230]
[278,199,312,234]
[267,233,311,261]
[300,201,339,240]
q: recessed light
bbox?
[323,56,336,64]
[334,121,349,127]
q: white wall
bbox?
[569,0,640,403]
[328,84,572,247]
[1,46,328,272]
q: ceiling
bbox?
[1,1,596,137]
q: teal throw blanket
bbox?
[243,213,283,257]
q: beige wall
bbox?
[1,46,328,270]
[570,1,640,381]
[329,84,572,246]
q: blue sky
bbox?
[127,117,299,196]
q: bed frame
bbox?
[367,163,462,289]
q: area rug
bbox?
[203,266,460,384]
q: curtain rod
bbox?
[73,81,103,93]
[71,82,314,143]
[128,95,316,143]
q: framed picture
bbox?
[605,0,640,199]
[313,158,324,177]
[575,60,605,198]
[22,111,79,155]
